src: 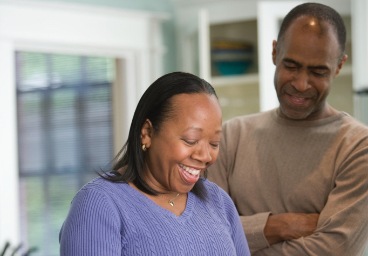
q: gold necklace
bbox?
[167,193,180,207]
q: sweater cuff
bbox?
[241,212,271,253]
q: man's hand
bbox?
[264,213,319,245]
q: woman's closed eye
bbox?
[210,142,220,149]
[182,139,198,146]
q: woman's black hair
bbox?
[101,71,218,199]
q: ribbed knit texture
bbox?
[59,178,250,256]
[208,108,368,255]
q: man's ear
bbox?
[335,54,348,76]
[272,40,277,65]
[141,119,153,148]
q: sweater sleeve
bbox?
[59,187,122,256]
[240,213,271,253]
[255,138,368,256]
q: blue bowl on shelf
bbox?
[213,60,252,76]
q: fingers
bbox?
[264,212,319,245]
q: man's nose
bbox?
[292,71,311,92]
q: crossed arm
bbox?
[264,212,319,245]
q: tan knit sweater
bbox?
[208,108,368,256]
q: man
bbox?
[208,3,368,255]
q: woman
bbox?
[59,71,250,255]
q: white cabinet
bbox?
[175,1,260,121]
[208,19,260,121]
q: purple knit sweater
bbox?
[59,177,250,255]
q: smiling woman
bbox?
[59,71,251,256]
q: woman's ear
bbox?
[141,119,153,148]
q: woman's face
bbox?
[141,93,222,194]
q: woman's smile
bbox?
[178,163,201,185]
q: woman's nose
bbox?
[192,143,212,163]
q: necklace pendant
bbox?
[166,193,179,207]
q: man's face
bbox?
[272,16,347,121]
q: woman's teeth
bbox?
[179,164,200,176]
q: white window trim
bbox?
[0,0,167,244]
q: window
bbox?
[16,52,115,255]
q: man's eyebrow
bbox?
[308,65,329,70]
[283,58,301,66]
[283,58,329,70]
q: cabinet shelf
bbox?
[211,73,259,87]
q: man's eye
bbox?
[285,65,297,70]
[312,70,328,77]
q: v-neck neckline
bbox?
[123,183,195,220]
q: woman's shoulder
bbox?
[200,179,239,218]
[75,176,128,201]
[202,179,233,203]
[67,176,133,219]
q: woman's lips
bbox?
[178,164,201,185]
